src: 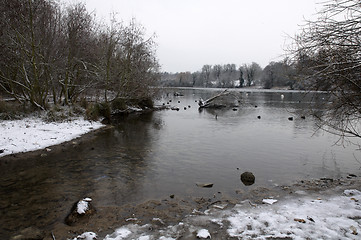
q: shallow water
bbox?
[0,88,360,238]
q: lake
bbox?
[0,88,360,238]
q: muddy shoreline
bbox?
[8,173,361,240]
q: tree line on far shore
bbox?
[160,60,301,90]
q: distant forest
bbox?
[161,60,304,90]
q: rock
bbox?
[257,116,261,119]
[301,116,306,119]
[344,189,361,196]
[152,217,165,226]
[288,117,294,121]
[196,183,214,188]
[72,232,97,240]
[11,227,44,240]
[211,203,228,210]
[196,229,211,239]
[65,198,96,226]
[294,218,306,223]
[232,108,238,111]
[235,189,244,195]
[240,172,255,186]
[0,149,4,153]
[170,194,175,199]
[262,198,278,205]
[350,225,358,235]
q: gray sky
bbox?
[72,0,321,73]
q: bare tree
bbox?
[115,18,160,100]
[0,0,61,109]
[261,60,297,89]
[243,62,262,87]
[97,14,123,102]
[0,1,160,111]
[291,0,361,140]
[59,2,98,105]
[238,66,245,88]
[201,65,212,87]
[213,64,222,83]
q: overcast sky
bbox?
[66,0,321,73]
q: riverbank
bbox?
[13,174,360,240]
[67,175,361,240]
[0,116,106,162]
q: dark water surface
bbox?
[1,88,360,237]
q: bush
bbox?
[0,100,27,120]
[79,97,89,109]
[138,97,154,109]
[86,102,111,121]
[111,98,127,111]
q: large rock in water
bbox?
[240,172,255,186]
[65,198,95,226]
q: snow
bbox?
[103,226,137,240]
[71,232,97,240]
[0,117,104,157]
[262,198,278,204]
[197,229,211,239]
[75,189,361,239]
[227,189,361,239]
[77,198,92,214]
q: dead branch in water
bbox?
[198,90,239,108]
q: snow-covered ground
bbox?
[71,189,361,240]
[0,117,104,157]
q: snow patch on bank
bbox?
[227,189,361,239]
[0,117,104,157]
[76,189,361,239]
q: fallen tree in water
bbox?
[198,90,240,109]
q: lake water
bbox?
[1,88,360,238]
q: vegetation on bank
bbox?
[0,0,159,112]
